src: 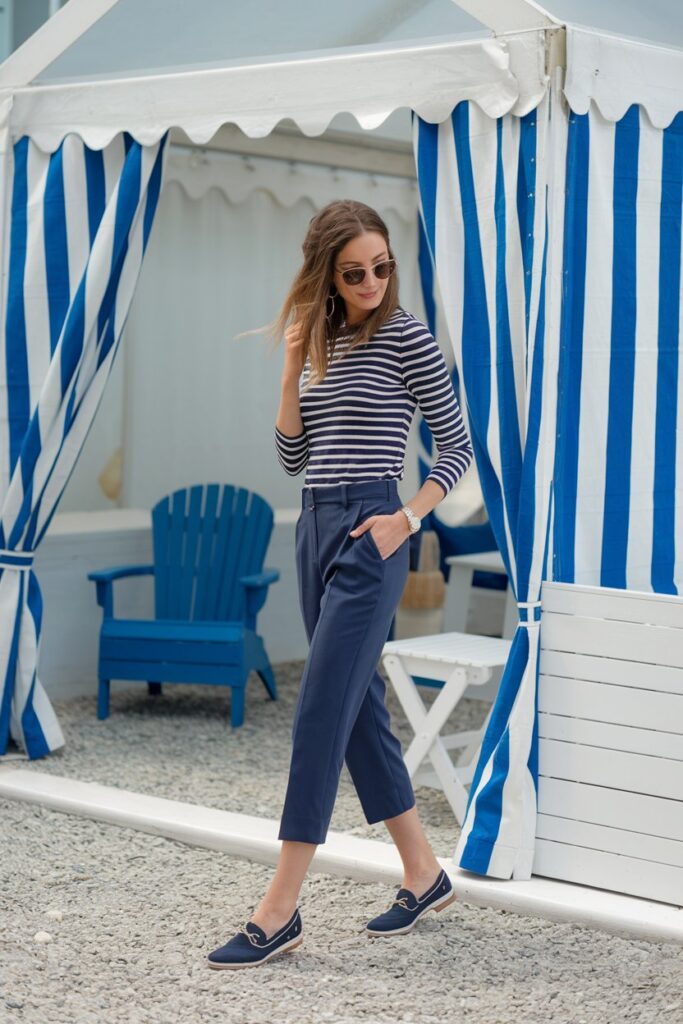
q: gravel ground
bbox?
[2,661,682,1024]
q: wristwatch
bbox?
[400,504,421,534]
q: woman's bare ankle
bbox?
[249,896,298,934]
[401,857,442,893]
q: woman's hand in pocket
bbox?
[350,511,410,559]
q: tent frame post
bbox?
[544,25,567,74]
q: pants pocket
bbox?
[363,525,384,560]
[358,496,407,562]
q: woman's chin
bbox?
[345,295,385,323]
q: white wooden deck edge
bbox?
[2,766,681,945]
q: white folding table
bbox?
[382,631,512,824]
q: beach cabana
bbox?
[1,0,682,906]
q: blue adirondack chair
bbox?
[87,483,280,727]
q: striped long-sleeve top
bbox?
[274,306,473,497]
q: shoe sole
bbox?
[206,935,304,969]
[366,889,457,936]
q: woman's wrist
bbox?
[393,510,412,537]
[404,480,445,520]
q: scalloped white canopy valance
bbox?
[2,32,547,153]
[564,26,683,129]
[3,21,682,153]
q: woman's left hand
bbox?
[350,511,410,559]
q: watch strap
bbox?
[400,504,421,533]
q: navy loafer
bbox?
[366,868,456,936]
[207,908,303,969]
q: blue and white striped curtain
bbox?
[554,104,683,592]
[0,124,168,759]
[413,87,555,880]
[413,73,683,879]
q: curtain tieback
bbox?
[517,600,541,625]
[0,548,35,571]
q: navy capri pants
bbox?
[278,478,416,845]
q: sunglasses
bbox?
[334,258,396,287]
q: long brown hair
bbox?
[271,199,400,389]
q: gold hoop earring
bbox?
[326,283,338,323]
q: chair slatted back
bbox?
[151,484,273,621]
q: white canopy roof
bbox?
[0,0,682,151]
[4,31,548,150]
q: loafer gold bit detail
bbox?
[207,909,303,968]
[366,869,456,936]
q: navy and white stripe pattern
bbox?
[414,77,683,881]
[554,102,683,594]
[275,307,473,495]
[414,89,556,881]
[0,131,168,758]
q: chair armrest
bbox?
[238,568,280,589]
[238,567,280,623]
[87,564,154,583]
[87,564,154,617]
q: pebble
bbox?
[33,931,52,943]
[1,665,681,1024]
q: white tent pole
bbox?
[0,0,121,88]
[451,0,561,33]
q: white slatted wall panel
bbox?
[535,581,683,906]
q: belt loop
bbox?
[340,482,348,507]
[385,480,390,499]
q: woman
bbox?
[208,199,473,969]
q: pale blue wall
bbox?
[0,0,68,60]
